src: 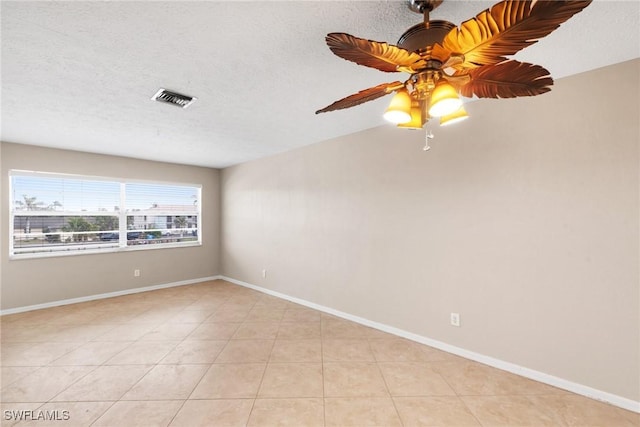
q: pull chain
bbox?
[423,129,434,151]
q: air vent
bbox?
[151,88,197,109]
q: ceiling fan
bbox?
[316,0,591,129]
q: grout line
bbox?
[159,398,188,427]
[320,330,327,427]
[169,364,211,425]
[88,400,119,427]
[374,357,405,426]
[457,395,486,427]
[41,364,102,405]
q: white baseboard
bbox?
[221,275,640,414]
[0,275,223,316]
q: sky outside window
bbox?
[12,176,120,212]
[12,176,199,212]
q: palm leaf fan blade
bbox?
[325,33,425,73]
[442,0,591,69]
[315,81,404,114]
[460,60,553,98]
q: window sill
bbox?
[9,241,202,261]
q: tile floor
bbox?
[0,279,637,426]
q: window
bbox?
[9,170,201,258]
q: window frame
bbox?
[9,170,202,260]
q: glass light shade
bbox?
[397,103,424,129]
[383,90,412,124]
[439,106,469,126]
[428,81,462,117]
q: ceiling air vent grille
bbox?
[151,88,197,109]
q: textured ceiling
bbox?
[2,1,638,168]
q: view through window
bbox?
[10,171,201,257]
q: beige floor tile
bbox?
[254,296,291,310]
[0,323,62,341]
[205,309,250,323]
[393,396,482,426]
[322,339,375,362]
[92,307,147,320]
[217,304,257,313]
[92,322,158,341]
[323,362,389,397]
[378,362,456,396]
[128,309,181,324]
[49,341,132,365]
[0,366,38,387]
[248,398,324,427]
[89,312,141,324]
[186,296,227,308]
[324,397,402,427]
[92,400,183,427]
[139,322,198,341]
[269,339,322,363]
[364,327,397,340]
[215,340,274,363]
[104,341,178,365]
[277,322,321,339]
[17,401,114,427]
[190,363,266,398]
[5,309,67,324]
[52,365,152,401]
[282,308,321,322]
[0,342,82,366]
[188,322,241,340]
[369,339,432,362]
[122,364,208,400]
[0,324,44,342]
[40,324,117,343]
[321,319,369,339]
[160,340,227,364]
[232,322,280,340]
[258,363,323,398]
[32,323,86,343]
[529,394,640,427]
[170,399,254,427]
[167,309,215,323]
[245,308,286,322]
[461,395,561,426]
[1,366,95,402]
[44,310,100,325]
[433,360,568,395]
[222,297,259,310]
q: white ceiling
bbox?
[2,1,638,168]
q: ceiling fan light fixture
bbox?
[439,105,468,126]
[398,103,425,129]
[428,80,462,117]
[383,89,412,124]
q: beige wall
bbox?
[1,142,221,309]
[221,59,639,401]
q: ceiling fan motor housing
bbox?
[408,0,444,14]
[397,20,456,54]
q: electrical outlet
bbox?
[262,269,267,278]
[450,312,460,327]
[134,269,140,277]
